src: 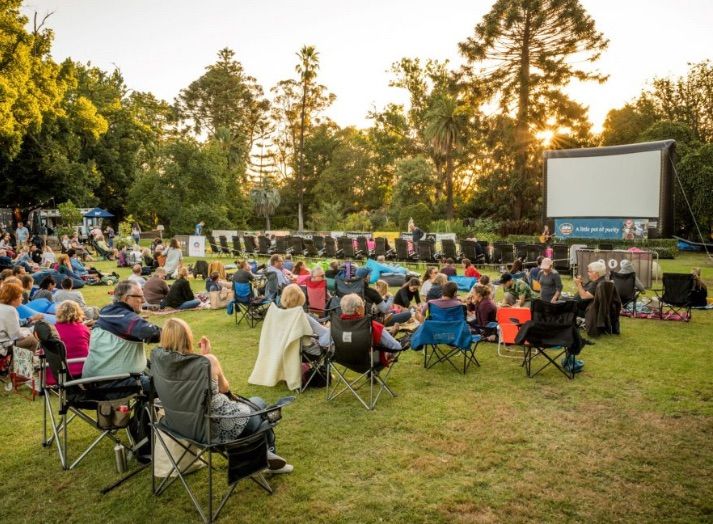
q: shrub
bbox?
[398,203,432,231]
[57,201,83,237]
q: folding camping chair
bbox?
[653,273,693,321]
[500,244,516,265]
[326,314,402,410]
[417,240,438,263]
[514,300,583,380]
[334,273,365,299]
[395,238,417,262]
[218,236,231,256]
[288,236,304,255]
[274,237,289,254]
[304,278,329,315]
[323,236,338,258]
[39,332,146,472]
[524,244,543,268]
[355,236,372,258]
[230,236,242,257]
[302,238,319,258]
[206,235,222,257]
[231,282,271,328]
[338,237,360,259]
[242,235,257,256]
[150,348,293,524]
[257,235,272,255]
[411,304,481,374]
[374,237,396,260]
[552,244,570,273]
[496,307,532,358]
[610,271,641,315]
[312,235,325,254]
[440,239,461,263]
[460,240,485,265]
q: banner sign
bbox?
[188,235,206,257]
[576,249,654,288]
[555,218,648,240]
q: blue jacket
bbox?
[96,301,161,343]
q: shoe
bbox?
[267,451,286,470]
[266,464,294,475]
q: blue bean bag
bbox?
[448,275,478,292]
[17,304,56,324]
[25,298,57,315]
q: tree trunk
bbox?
[445,154,454,220]
[297,81,308,232]
[513,8,532,222]
[266,213,271,231]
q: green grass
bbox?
[1,254,712,523]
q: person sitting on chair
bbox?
[426,273,448,301]
[421,281,462,319]
[143,267,169,307]
[466,284,498,341]
[0,282,40,351]
[618,259,645,293]
[324,260,340,279]
[160,317,293,473]
[267,254,294,288]
[408,220,425,243]
[355,268,411,326]
[690,267,708,308]
[498,273,533,308]
[280,284,330,354]
[573,261,606,317]
[339,293,404,364]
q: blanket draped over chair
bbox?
[249,304,313,390]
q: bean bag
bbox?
[17,303,56,324]
[448,275,478,292]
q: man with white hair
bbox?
[573,260,606,316]
[339,294,403,354]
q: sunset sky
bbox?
[21,0,713,133]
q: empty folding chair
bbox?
[289,236,304,255]
[257,235,272,255]
[338,237,358,259]
[395,238,417,262]
[230,236,242,257]
[230,282,271,328]
[501,244,516,265]
[326,314,403,410]
[411,304,481,374]
[312,235,325,254]
[374,237,396,260]
[440,239,461,263]
[302,238,319,258]
[243,235,258,255]
[491,243,504,265]
[551,244,570,272]
[514,242,528,262]
[150,348,293,523]
[334,273,365,299]
[206,235,222,256]
[323,236,338,258]
[274,237,289,254]
[524,244,542,268]
[304,278,329,315]
[477,241,490,263]
[355,236,371,258]
[416,240,437,263]
[515,300,584,379]
[653,273,694,321]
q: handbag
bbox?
[209,288,233,309]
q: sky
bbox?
[20,0,713,133]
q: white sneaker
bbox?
[267,464,294,474]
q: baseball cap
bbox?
[497,273,513,284]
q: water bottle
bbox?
[114,443,127,473]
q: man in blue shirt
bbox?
[15,222,29,245]
[194,221,204,235]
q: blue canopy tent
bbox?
[83,207,114,218]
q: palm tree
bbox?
[250,187,281,230]
[295,45,319,231]
[424,93,469,219]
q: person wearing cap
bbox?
[537,257,562,303]
[499,273,533,308]
[618,259,645,292]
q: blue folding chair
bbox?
[230,282,270,328]
[411,304,481,374]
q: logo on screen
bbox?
[559,223,573,236]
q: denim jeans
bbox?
[178,299,201,310]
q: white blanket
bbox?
[248,304,313,391]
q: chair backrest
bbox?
[441,239,457,258]
[610,271,636,304]
[305,279,327,312]
[501,244,516,264]
[374,237,387,256]
[312,235,325,250]
[194,260,209,279]
[356,236,369,253]
[496,307,532,344]
[151,348,211,444]
[417,240,433,261]
[552,244,570,270]
[274,237,289,254]
[324,236,337,257]
[257,235,271,254]
[40,337,71,383]
[526,244,542,261]
[662,273,694,306]
[330,315,373,373]
[335,274,364,298]
[427,303,466,321]
[460,240,477,260]
[231,236,242,252]
[394,238,410,259]
[233,281,253,303]
[289,236,304,253]
[243,235,257,253]
[412,304,472,350]
[303,238,318,256]
[264,271,281,303]
[219,235,229,251]
[339,237,356,258]
[530,299,577,326]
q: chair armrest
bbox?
[66,357,87,365]
[64,373,133,387]
[486,321,498,329]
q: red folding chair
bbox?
[305,279,328,315]
[496,307,531,358]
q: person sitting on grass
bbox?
[163,238,183,279]
[159,317,293,472]
[462,258,481,279]
[33,275,56,302]
[419,266,438,300]
[509,259,527,280]
[20,274,34,303]
[143,267,169,307]
[54,277,98,319]
[393,278,421,310]
[440,258,457,277]
[499,273,533,308]
[690,268,708,308]
[0,282,40,351]
[164,267,201,310]
[426,273,448,301]
[128,264,147,287]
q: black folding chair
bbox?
[395,238,417,262]
[417,240,438,263]
[39,327,146,472]
[500,243,516,265]
[323,236,338,258]
[150,348,293,523]
[374,237,396,260]
[515,300,583,380]
[326,315,402,410]
[610,271,640,315]
[552,244,570,272]
[334,273,365,299]
[440,239,461,263]
[257,235,272,255]
[243,235,257,255]
[338,237,360,259]
[514,242,528,262]
[206,235,222,256]
[312,235,325,254]
[274,237,289,254]
[411,304,481,374]
[355,236,371,258]
[653,273,693,321]
[230,236,242,257]
[524,244,542,268]
[218,236,231,256]
[303,238,319,258]
[288,236,304,255]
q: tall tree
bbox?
[424,93,470,219]
[459,0,608,220]
[271,46,334,230]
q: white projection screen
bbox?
[544,140,675,237]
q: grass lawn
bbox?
[1,253,712,523]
